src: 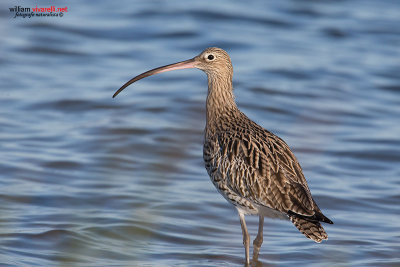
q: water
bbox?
[1,0,399,266]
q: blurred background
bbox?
[0,0,399,266]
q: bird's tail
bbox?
[289,215,328,243]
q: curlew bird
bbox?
[113,47,333,264]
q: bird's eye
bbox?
[207,54,215,60]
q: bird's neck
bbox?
[206,73,238,130]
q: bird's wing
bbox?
[218,122,320,218]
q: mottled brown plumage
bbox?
[113,47,333,265]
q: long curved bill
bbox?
[113,58,196,98]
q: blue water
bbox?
[1,0,399,266]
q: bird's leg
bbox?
[238,210,250,265]
[252,216,264,260]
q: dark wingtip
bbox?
[318,212,334,224]
[288,210,334,225]
[324,217,334,224]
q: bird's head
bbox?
[113,47,233,98]
[192,47,233,77]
